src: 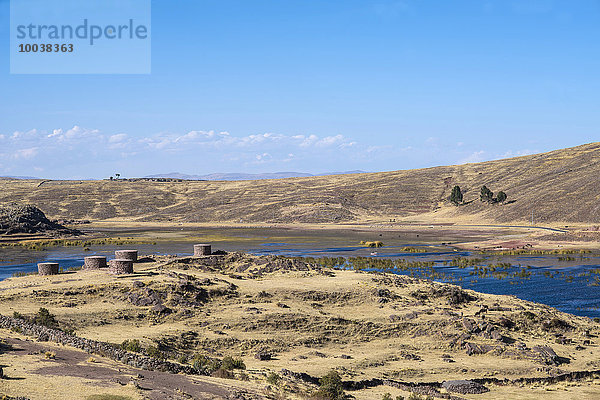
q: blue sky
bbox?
[1,0,599,179]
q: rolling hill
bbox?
[1,142,599,225]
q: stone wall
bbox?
[0,314,199,375]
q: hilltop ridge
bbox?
[0,142,599,225]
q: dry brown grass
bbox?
[1,142,600,226]
[1,253,600,398]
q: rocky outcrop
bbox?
[0,204,80,235]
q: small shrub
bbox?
[267,372,281,385]
[382,394,393,400]
[221,355,246,370]
[238,371,249,381]
[146,345,165,359]
[312,370,344,400]
[407,394,433,400]
[44,351,56,359]
[12,311,23,319]
[211,367,234,379]
[542,318,572,331]
[256,290,272,298]
[497,191,507,203]
[177,354,188,364]
[35,308,58,329]
[191,353,221,373]
[361,241,383,248]
[521,311,538,321]
[63,328,76,336]
[121,339,142,353]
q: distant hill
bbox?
[145,171,366,181]
[2,143,600,225]
[0,175,39,180]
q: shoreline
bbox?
[1,252,600,399]
[2,220,598,252]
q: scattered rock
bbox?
[151,303,171,314]
[254,351,272,361]
[465,342,493,356]
[442,380,489,394]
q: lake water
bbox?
[1,227,599,319]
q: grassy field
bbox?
[2,253,600,399]
[1,142,600,226]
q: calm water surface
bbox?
[1,227,599,318]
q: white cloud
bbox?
[316,134,344,147]
[109,133,128,143]
[13,147,39,160]
[458,150,486,164]
[298,134,318,147]
[48,129,63,138]
[174,130,215,142]
[255,152,271,161]
[0,125,369,177]
[43,125,99,141]
[12,129,37,139]
[499,149,535,158]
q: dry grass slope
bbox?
[2,253,600,399]
[1,142,599,224]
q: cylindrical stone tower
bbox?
[38,262,59,275]
[114,250,138,262]
[83,256,107,269]
[108,259,133,275]
[193,244,211,256]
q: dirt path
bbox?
[1,337,264,399]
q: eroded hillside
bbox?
[1,142,600,224]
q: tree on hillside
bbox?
[480,185,493,203]
[450,185,463,205]
[497,191,507,204]
[314,370,344,400]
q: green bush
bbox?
[496,190,507,203]
[267,372,281,385]
[121,339,142,353]
[146,345,166,359]
[480,185,493,203]
[360,241,383,248]
[312,370,344,400]
[34,308,58,329]
[450,185,463,205]
[382,394,404,400]
[221,355,246,370]
[191,353,221,373]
